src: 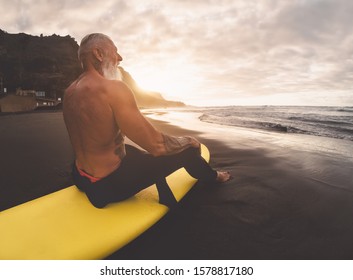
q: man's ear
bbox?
[92,48,104,62]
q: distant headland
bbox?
[0,29,184,112]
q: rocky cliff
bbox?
[0,30,81,101]
[0,29,184,108]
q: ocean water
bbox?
[197,106,353,142]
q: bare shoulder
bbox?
[64,80,77,97]
[104,80,137,107]
[105,79,134,97]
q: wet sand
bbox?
[1,111,353,259]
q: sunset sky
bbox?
[1,0,353,106]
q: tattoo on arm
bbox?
[162,133,194,155]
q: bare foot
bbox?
[216,171,232,183]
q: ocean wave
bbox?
[288,116,352,126]
[337,107,353,113]
[199,106,353,141]
[200,114,305,134]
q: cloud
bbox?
[175,0,353,103]
[1,0,353,105]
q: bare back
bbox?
[63,71,125,178]
[64,33,227,186]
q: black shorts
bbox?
[72,144,217,208]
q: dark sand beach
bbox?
[1,110,353,259]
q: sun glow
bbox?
[128,60,202,102]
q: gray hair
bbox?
[78,33,113,62]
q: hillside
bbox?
[0,29,184,108]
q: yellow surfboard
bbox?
[0,145,210,260]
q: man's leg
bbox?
[73,145,218,208]
[114,145,217,207]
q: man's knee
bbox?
[183,146,201,158]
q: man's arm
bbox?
[109,81,199,156]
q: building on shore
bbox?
[0,88,61,113]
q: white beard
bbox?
[102,60,122,81]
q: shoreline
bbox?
[1,111,353,259]
[111,113,353,259]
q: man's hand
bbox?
[188,136,201,149]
